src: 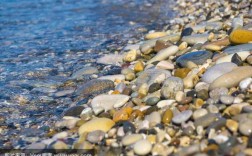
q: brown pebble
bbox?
[154,40,173,52]
[162,109,173,124]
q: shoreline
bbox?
[2,0,252,155]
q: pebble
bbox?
[78,118,115,135]
[76,79,114,96]
[96,54,123,65]
[145,32,167,40]
[201,62,237,84]
[71,67,99,79]
[174,68,191,79]
[98,74,125,81]
[122,134,143,146]
[134,61,144,72]
[63,106,84,117]
[161,76,184,99]
[223,43,252,54]
[172,110,192,124]
[231,53,243,66]
[209,87,229,100]
[155,61,174,70]
[123,121,136,133]
[176,51,213,68]
[196,89,209,100]
[86,130,105,144]
[91,94,130,111]
[162,109,173,124]
[239,78,252,90]
[194,113,218,128]
[133,139,152,155]
[181,27,193,38]
[157,99,175,108]
[192,109,208,120]
[146,97,160,106]
[181,34,209,45]
[147,45,179,64]
[216,51,250,64]
[145,111,161,125]
[148,83,161,93]
[230,29,252,44]
[239,119,252,136]
[113,107,132,122]
[220,95,234,105]
[210,66,252,90]
[247,55,252,64]
[123,49,137,62]
[154,40,173,52]
[232,17,243,29]
[80,107,93,121]
[226,119,238,133]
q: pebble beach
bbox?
[1,0,252,155]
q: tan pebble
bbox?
[183,74,199,89]
[133,139,152,155]
[226,119,238,133]
[162,108,173,124]
[147,135,156,144]
[122,134,143,146]
[145,32,167,40]
[152,143,171,156]
[204,44,222,51]
[52,141,68,150]
[175,91,186,102]
[167,128,176,137]
[156,61,174,70]
[78,118,115,135]
[208,33,215,41]
[154,40,173,52]
[194,98,205,108]
[156,130,166,142]
[179,136,190,147]
[244,149,252,156]
[186,61,198,69]
[123,49,137,62]
[174,68,191,79]
[134,61,144,72]
[125,73,135,81]
[179,42,188,50]
[138,83,149,96]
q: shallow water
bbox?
[0,0,174,148]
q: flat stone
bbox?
[223,43,252,54]
[176,50,213,68]
[145,32,167,40]
[76,79,114,96]
[210,66,252,90]
[96,54,123,65]
[145,111,161,124]
[78,118,115,135]
[161,76,184,99]
[239,119,252,136]
[193,108,208,120]
[122,134,143,146]
[172,110,192,124]
[202,62,237,84]
[162,108,173,124]
[220,95,234,105]
[155,60,174,70]
[91,94,130,111]
[194,113,220,128]
[239,78,252,91]
[181,34,209,45]
[230,29,252,44]
[148,83,161,93]
[147,45,178,64]
[63,106,85,117]
[209,87,229,100]
[134,139,152,155]
[71,67,98,79]
[98,74,125,81]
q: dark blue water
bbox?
[0,0,174,148]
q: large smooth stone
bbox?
[147,45,179,64]
[172,110,192,124]
[176,50,213,67]
[181,34,209,45]
[136,69,171,87]
[145,32,167,40]
[223,43,252,54]
[76,79,114,96]
[78,118,115,135]
[96,54,123,65]
[216,51,250,64]
[98,74,125,81]
[206,22,223,31]
[202,62,237,83]
[91,94,130,111]
[71,67,98,79]
[194,113,219,128]
[230,29,252,44]
[161,76,184,99]
[210,66,252,90]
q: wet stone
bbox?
[181,27,193,38]
[206,118,226,134]
[122,134,143,146]
[194,113,218,128]
[75,79,114,97]
[123,121,136,134]
[176,51,213,68]
[174,68,191,79]
[162,108,173,124]
[63,106,85,117]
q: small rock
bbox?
[145,111,161,125]
[239,119,252,136]
[239,78,252,91]
[146,97,160,106]
[63,106,84,117]
[122,134,143,146]
[148,83,161,93]
[123,121,136,134]
[145,32,167,40]
[174,68,191,79]
[71,67,98,79]
[134,61,144,72]
[193,109,208,120]
[209,87,229,100]
[226,119,238,133]
[86,130,105,144]
[161,76,184,99]
[172,110,192,124]
[220,95,234,105]
[123,49,137,62]
[162,109,173,124]
[181,27,193,38]
[230,29,252,44]
[134,139,152,155]
[156,61,174,70]
[231,53,242,66]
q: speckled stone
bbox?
[176,51,213,68]
[172,110,192,124]
[63,106,84,117]
[181,34,209,45]
[194,113,218,128]
[220,95,234,105]
[161,76,184,99]
[146,97,160,106]
[148,83,161,93]
[181,27,193,38]
[76,79,114,96]
[209,87,229,100]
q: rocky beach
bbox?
[1,0,252,155]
